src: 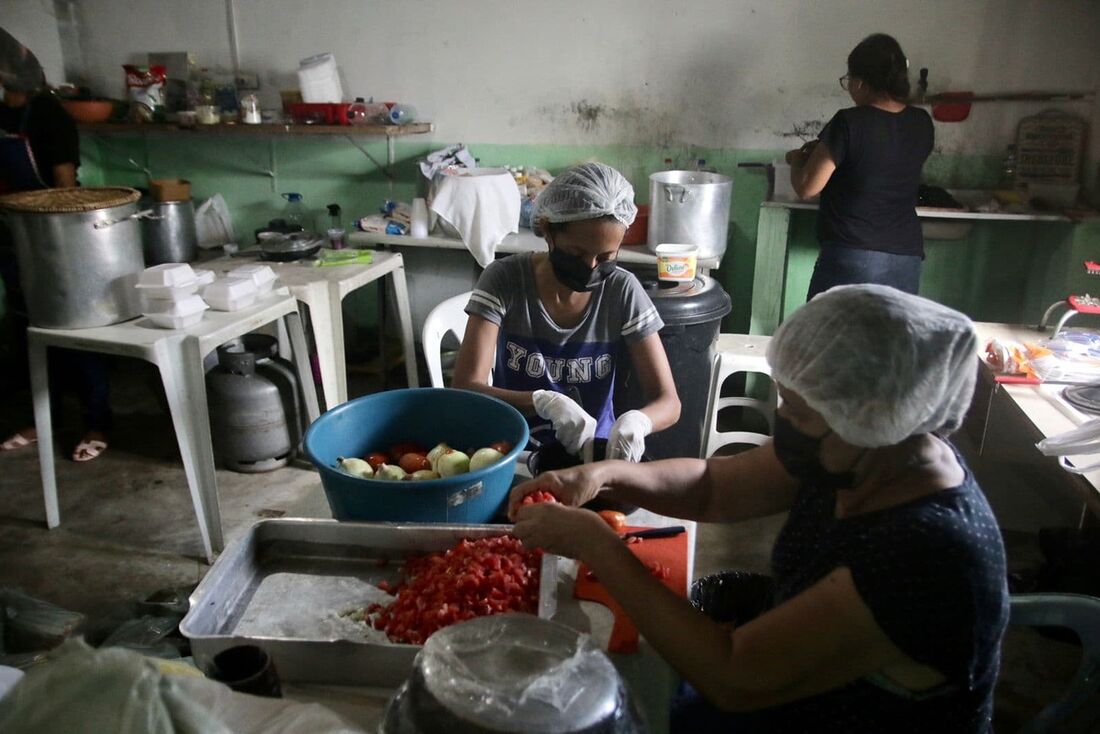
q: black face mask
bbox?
[772,413,856,491]
[548,245,617,292]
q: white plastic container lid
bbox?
[137,263,197,288]
[203,278,259,311]
[226,264,278,293]
[192,268,216,287]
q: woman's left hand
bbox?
[512,502,619,560]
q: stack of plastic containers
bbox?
[136,264,212,329]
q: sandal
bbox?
[1,432,37,451]
[72,439,108,462]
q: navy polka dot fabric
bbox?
[671,442,1009,733]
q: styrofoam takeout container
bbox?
[143,294,208,329]
[203,278,259,311]
[226,264,278,295]
[192,269,216,287]
[136,263,199,298]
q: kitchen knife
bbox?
[622,525,686,540]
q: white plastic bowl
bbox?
[143,294,208,329]
[203,278,259,311]
[225,264,278,295]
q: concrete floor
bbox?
[0,359,1096,731]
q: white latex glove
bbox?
[532,389,597,455]
[607,410,653,462]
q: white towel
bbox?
[430,169,520,268]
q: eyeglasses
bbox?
[839,74,852,91]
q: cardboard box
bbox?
[150,179,191,202]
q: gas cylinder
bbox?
[206,334,302,473]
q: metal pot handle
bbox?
[93,208,162,229]
[663,184,691,204]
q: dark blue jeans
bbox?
[1,244,112,433]
[806,244,922,300]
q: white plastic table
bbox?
[203,251,418,408]
[27,290,321,563]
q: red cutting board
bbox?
[572,526,689,654]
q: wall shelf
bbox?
[78,121,435,189]
[77,121,434,137]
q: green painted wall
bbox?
[44,133,1100,341]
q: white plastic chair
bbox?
[702,334,777,458]
[422,291,474,388]
[1009,593,1100,733]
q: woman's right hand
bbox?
[507,464,605,520]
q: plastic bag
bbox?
[1035,418,1100,474]
[1,588,84,654]
[0,639,364,733]
[123,64,167,122]
[195,194,236,249]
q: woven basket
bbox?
[0,187,141,213]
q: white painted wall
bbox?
[61,0,1100,154]
[4,0,66,86]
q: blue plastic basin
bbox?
[304,388,529,523]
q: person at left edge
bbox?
[454,162,680,462]
[0,27,113,461]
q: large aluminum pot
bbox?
[647,170,733,260]
[0,187,146,329]
[142,199,198,264]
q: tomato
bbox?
[364,452,389,471]
[597,510,627,533]
[399,452,431,473]
[520,490,559,506]
[488,440,513,454]
[388,441,428,462]
[362,535,543,644]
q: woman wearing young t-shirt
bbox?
[453,162,680,462]
[786,33,934,299]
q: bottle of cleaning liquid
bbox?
[326,203,345,249]
[280,192,307,232]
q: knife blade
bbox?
[622,525,686,541]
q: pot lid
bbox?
[639,274,731,326]
[0,186,140,213]
[415,614,623,733]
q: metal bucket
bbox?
[647,170,733,260]
[0,187,146,329]
[142,199,198,264]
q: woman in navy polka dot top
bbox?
[509,284,1009,733]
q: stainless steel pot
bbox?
[647,170,733,260]
[142,199,198,264]
[0,187,147,329]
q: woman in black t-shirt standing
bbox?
[786,33,934,300]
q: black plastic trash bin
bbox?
[615,274,731,460]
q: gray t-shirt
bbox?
[465,252,662,444]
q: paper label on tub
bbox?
[447,482,483,506]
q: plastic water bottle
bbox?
[281,193,307,232]
[387,104,417,125]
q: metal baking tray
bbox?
[180,518,519,687]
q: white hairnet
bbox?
[766,284,978,448]
[532,162,637,227]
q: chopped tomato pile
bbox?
[520,490,560,506]
[365,536,542,644]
